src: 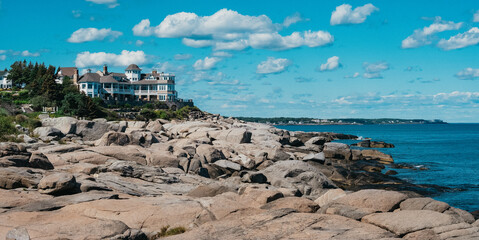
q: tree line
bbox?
[5,60,103,118]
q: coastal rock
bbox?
[37,173,77,195]
[196,144,225,163]
[213,159,242,172]
[28,152,54,170]
[314,188,347,207]
[362,210,461,236]
[0,168,42,189]
[260,160,336,196]
[333,189,407,212]
[129,130,159,147]
[302,152,325,163]
[5,227,30,240]
[261,197,319,213]
[41,117,77,135]
[323,142,351,160]
[360,149,394,163]
[75,119,113,141]
[145,120,164,133]
[33,127,63,141]
[87,146,147,165]
[95,131,130,146]
[240,186,284,206]
[400,197,450,213]
[213,128,252,144]
[323,203,377,220]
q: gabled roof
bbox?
[125,64,141,71]
[57,67,77,77]
[78,73,101,83]
[110,72,127,78]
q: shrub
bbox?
[30,95,54,111]
[153,226,186,238]
[0,116,17,141]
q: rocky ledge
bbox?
[1,113,478,239]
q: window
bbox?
[82,84,86,89]
[88,83,92,89]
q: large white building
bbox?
[78,64,177,102]
[0,70,11,89]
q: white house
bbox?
[78,64,178,102]
[0,70,11,89]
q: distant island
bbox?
[234,117,447,125]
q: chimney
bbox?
[87,69,91,73]
[152,70,157,75]
[103,64,108,75]
[73,69,79,85]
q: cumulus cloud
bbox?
[85,0,118,8]
[193,57,221,70]
[68,28,122,43]
[256,57,292,74]
[182,38,214,48]
[283,12,303,27]
[248,30,333,50]
[0,49,41,59]
[318,56,340,71]
[133,8,333,51]
[474,10,479,22]
[0,55,6,61]
[75,50,149,68]
[363,62,389,79]
[401,17,463,49]
[437,27,479,50]
[455,68,479,80]
[330,3,379,26]
[135,40,144,46]
[174,53,192,60]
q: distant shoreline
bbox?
[235,117,448,126]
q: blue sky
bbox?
[1,0,479,122]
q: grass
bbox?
[153,226,186,238]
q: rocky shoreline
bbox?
[1,112,478,239]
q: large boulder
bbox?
[0,168,42,189]
[33,127,64,141]
[333,189,407,212]
[75,119,113,141]
[260,160,336,196]
[41,117,77,135]
[400,197,450,213]
[28,152,54,170]
[314,188,347,208]
[213,128,252,144]
[129,130,159,147]
[95,131,130,146]
[196,144,225,163]
[38,173,77,195]
[362,210,461,236]
[323,142,351,160]
[360,149,394,163]
[213,159,242,172]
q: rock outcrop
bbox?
[0,114,476,239]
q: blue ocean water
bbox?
[276,124,479,212]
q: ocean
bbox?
[276,124,479,212]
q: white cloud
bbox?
[174,53,192,60]
[132,9,276,39]
[75,50,149,68]
[154,61,187,73]
[0,55,6,61]
[193,57,221,70]
[135,40,144,46]
[319,56,340,71]
[68,28,122,43]
[437,27,479,50]
[72,10,81,18]
[474,10,479,22]
[214,39,249,51]
[283,12,303,27]
[363,62,389,79]
[182,38,214,48]
[248,30,333,50]
[330,3,379,26]
[256,57,292,74]
[85,0,118,8]
[345,72,360,78]
[133,9,332,51]
[455,68,479,80]
[401,17,463,49]
[212,51,232,58]
[21,50,40,57]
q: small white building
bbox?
[78,64,178,102]
[0,71,11,89]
